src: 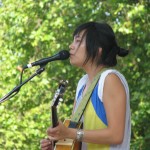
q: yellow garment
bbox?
[84,100,109,150]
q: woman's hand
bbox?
[40,138,52,150]
[47,121,69,141]
[40,121,70,150]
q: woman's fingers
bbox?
[40,139,52,150]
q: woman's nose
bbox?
[69,42,74,50]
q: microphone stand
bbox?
[0,66,45,104]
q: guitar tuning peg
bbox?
[59,98,63,102]
[59,80,69,87]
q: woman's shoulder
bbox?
[98,69,129,101]
[100,69,127,83]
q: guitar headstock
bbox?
[51,80,68,107]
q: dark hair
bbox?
[73,21,129,67]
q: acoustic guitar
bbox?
[50,80,81,150]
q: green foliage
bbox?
[0,0,149,149]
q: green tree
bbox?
[0,0,149,149]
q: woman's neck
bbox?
[83,64,105,83]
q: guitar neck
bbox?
[51,106,58,128]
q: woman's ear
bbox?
[98,47,102,56]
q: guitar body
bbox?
[54,119,81,150]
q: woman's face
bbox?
[69,30,87,68]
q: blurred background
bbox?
[0,0,149,149]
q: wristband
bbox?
[76,129,84,141]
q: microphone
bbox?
[23,50,70,69]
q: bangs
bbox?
[73,22,95,37]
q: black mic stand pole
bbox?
[0,66,45,104]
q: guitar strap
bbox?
[69,68,106,128]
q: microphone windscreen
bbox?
[59,50,70,60]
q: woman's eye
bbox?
[76,39,81,42]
